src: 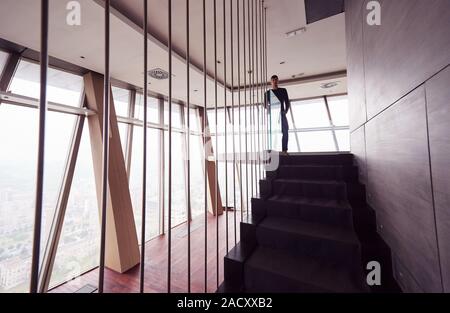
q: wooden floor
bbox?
[51,210,243,293]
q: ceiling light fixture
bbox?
[280,61,285,65]
[148,68,169,80]
[285,26,307,38]
[291,73,304,78]
[320,81,339,89]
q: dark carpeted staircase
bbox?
[219,153,401,293]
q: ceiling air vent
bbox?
[148,68,169,80]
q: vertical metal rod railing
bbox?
[186,0,192,293]
[258,0,261,183]
[259,0,264,179]
[256,0,262,185]
[251,0,256,199]
[98,0,110,294]
[167,0,172,294]
[139,0,148,294]
[263,2,268,158]
[244,0,249,219]
[159,99,165,235]
[264,7,268,153]
[202,0,208,294]
[237,0,243,227]
[223,0,229,255]
[30,0,49,294]
[262,4,266,154]
[259,0,263,184]
[252,0,258,196]
[248,0,253,202]
[254,0,258,190]
[230,0,237,246]
[213,0,219,290]
[256,0,260,184]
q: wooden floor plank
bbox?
[50,211,242,293]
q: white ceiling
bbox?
[0,0,347,108]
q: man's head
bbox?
[271,75,279,89]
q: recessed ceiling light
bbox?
[80,56,85,59]
[285,26,307,38]
[320,81,339,89]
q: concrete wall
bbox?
[345,0,450,292]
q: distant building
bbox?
[0,257,30,291]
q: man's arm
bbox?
[264,90,268,109]
[284,88,291,113]
[264,90,270,109]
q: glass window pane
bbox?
[0,105,75,292]
[189,134,205,218]
[327,96,349,126]
[335,130,350,151]
[164,131,187,228]
[118,123,128,158]
[291,98,330,128]
[134,94,159,124]
[129,127,160,241]
[206,109,216,134]
[0,51,9,75]
[206,108,229,134]
[9,60,83,107]
[186,107,200,133]
[49,124,99,288]
[112,87,129,117]
[298,131,336,152]
[164,103,183,129]
[288,132,300,152]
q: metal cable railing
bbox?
[28,0,269,294]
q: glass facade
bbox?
[48,125,99,289]
[0,51,350,292]
[207,95,351,202]
[9,60,83,107]
[0,57,209,291]
[288,96,350,152]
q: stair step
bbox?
[223,243,252,291]
[277,164,358,181]
[244,246,365,293]
[266,195,353,227]
[273,178,346,199]
[256,217,360,266]
[279,153,354,166]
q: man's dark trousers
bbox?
[281,111,289,152]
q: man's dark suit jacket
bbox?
[265,88,291,112]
